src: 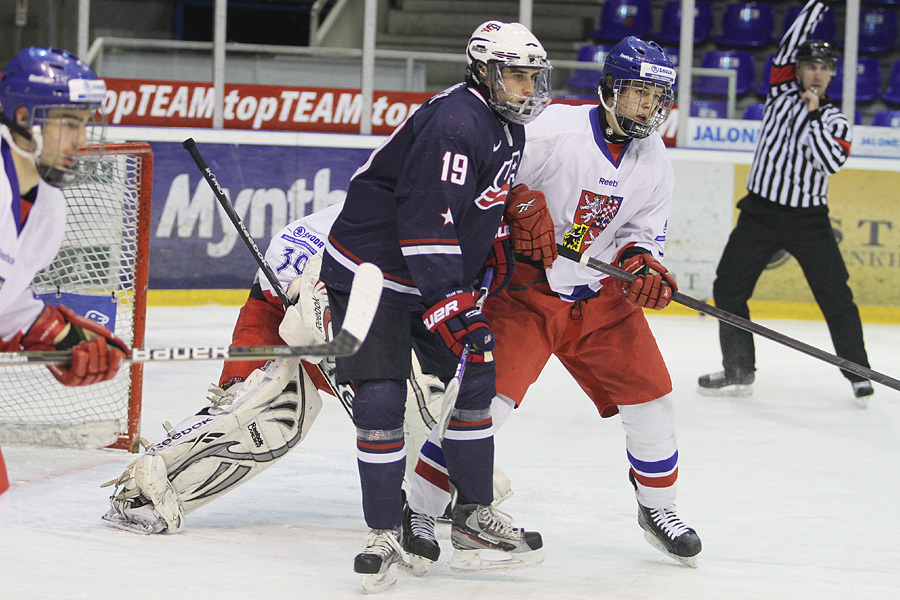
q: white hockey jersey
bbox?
[0,138,67,341]
[258,201,342,299]
[515,104,674,300]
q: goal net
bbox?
[0,142,152,451]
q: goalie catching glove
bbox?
[20,304,129,386]
[616,246,677,310]
[423,289,494,358]
[505,184,557,269]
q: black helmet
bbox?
[796,40,838,69]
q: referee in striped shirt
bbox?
[699,0,873,404]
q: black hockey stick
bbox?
[557,243,900,393]
[183,137,355,416]
[0,263,382,366]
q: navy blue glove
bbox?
[423,289,494,356]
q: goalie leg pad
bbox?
[102,358,322,533]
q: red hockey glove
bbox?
[617,248,678,310]
[21,304,130,386]
[423,289,494,356]
[505,184,557,269]
[479,223,515,297]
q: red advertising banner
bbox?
[103,78,432,135]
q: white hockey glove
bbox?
[279,253,330,361]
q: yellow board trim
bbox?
[148,289,250,306]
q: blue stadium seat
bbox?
[827,56,881,102]
[691,100,728,118]
[859,8,898,54]
[693,50,756,96]
[755,54,776,96]
[593,0,652,42]
[872,110,900,127]
[567,45,613,90]
[743,103,766,120]
[715,2,775,48]
[662,47,679,91]
[783,5,835,44]
[655,1,713,45]
[883,60,900,104]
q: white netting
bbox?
[0,144,149,449]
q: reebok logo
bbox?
[598,177,618,187]
[248,422,264,448]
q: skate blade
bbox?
[643,531,699,568]
[449,547,545,572]
[359,565,398,594]
[696,384,752,398]
[855,395,870,409]
[402,554,434,576]
[100,509,165,535]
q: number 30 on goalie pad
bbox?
[103,358,322,533]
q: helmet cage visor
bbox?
[483,60,552,124]
[607,78,674,139]
[26,102,107,187]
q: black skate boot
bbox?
[697,369,754,397]
[629,471,701,567]
[402,498,440,575]
[450,503,544,572]
[354,528,405,593]
[851,380,873,408]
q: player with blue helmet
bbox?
[598,36,676,140]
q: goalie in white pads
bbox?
[101,203,512,535]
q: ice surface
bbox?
[2,306,899,599]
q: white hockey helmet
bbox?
[466,21,552,124]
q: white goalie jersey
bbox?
[516,103,675,300]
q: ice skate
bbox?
[697,370,754,397]
[100,454,183,534]
[635,501,702,567]
[852,380,873,408]
[450,503,544,572]
[401,498,440,575]
[354,528,406,593]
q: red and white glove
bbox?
[21,304,129,386]
[479,222,515,297]
[423,289,494,356]
[617,248,678,310]
[505,184,557,269]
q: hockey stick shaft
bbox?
[1,264,383,367]
[557,244,900,393]
[182,138,291,308]
[436,268,494,440]
[183,138,354,417]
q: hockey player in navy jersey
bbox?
[405,37,703,570]
[320,21,552,591]
[0,47,125,529]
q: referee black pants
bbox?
[712,193,870,382]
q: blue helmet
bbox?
[0,47,107,187]
[600,37,676,139]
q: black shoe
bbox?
[697,370,754,397]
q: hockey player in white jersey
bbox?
[405,36,702,569]
[0,47,123,527]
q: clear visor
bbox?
[609,78,674,139]
[485,61,552,125]
[29,103,107,187]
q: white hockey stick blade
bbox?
[339,262,383,347]
[0,264,384,366]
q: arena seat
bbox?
[693,50,756,96]
[827,56,881,103]
[655,1,713,45]
[593,0,652,42]
[715,2,775,48]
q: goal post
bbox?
[0,142,152,452]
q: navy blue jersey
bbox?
[321,83,524,310]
